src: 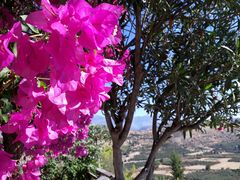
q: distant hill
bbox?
[92,115,151,130]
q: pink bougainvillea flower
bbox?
[0,22,21,70]
[40,98,74,134]
[18,125,39,148]
[46,33,83,93]
[217,126,224,132]
[34,117,59,144]
[89,4,123,47]
[0,0,126,178]
[1,111,39,148]
[102,58,126,86]
[75,146,88,157]
[0,33,14,69]
[1,112,29,134]
[27,0,76,36]
[0,150,16,180]
[15,79,45,112]
[12,36,49,79]
[76,3,123,50]
[27,0,123,50]
[20,155,47,180]
[26,0,58,33]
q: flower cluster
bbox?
[0,0,126,179]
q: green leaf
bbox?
[21,24,28,33]
[210,31,216,38]
[2,114,9,123]
[37,80,48,90]
[27,24,40,34]
[0,68,10,79]
[236,37,240,55]
[12,43,17,57]
[20,15,27,21]
[1,98,13,114]
[232,92,236,102]
[204,83,213,90]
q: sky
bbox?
[96,107,149,117]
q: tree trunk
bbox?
[147,159,155,180]
[134,129,175,180]
[146,159,155,180]
[112,143,124,180]
[134,143,159,180]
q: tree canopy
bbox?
[103,0,240,179]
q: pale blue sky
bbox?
[96,107,148,117]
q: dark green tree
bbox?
[101,0,240,179]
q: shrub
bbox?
[205,164,211,171]
[41,125,110,179]
[170,152,184,180]
[124,164,136,180]
[99,145,114,173]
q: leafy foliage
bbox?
[141,0,240,132]
[101,0,240,177]
[170,153,184,180]
[41,125,111,180]
[124,165,136,180]
[185,169,240,180]
[0,68,19,124]
[99,145,114,173]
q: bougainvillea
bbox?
[0,0,127,179]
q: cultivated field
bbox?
[123,128,240,179]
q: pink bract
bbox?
[0,0,128,179]
[0,150,16,180]
[0,22,21,70]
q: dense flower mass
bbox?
[0,0,127,179]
